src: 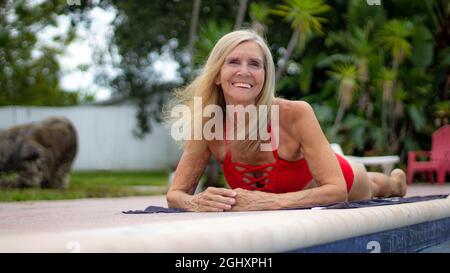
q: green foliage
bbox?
[378,19,415,64]
[0,171,169,202]
[2,0,447,194]
[5,0,444,163]
[347,0,386,28]
[0,0,87,106]
[249,2,272,24]
[95,0,239,136]
[407,104,426,131]
[270,0,331,35]
[410,23,434,68]
[195,21,233,66]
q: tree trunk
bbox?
[331,103,346,141]
[391,56,400,95]
[388,56,400,152]
[234,0,248,30]
[381,79,392,145]
[357,59,368,112]
[187,0,201,79]
[276,28,300,82]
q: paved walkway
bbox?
[1,183,449,237]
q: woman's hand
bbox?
[230,188,279,211]
[190,187,237,212]
[189,187,279,212]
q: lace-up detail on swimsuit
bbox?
[220,124,355,193]
[229,157,276,190]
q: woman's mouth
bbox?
[232,82,253,89]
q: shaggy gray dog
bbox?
[0,117,78,189]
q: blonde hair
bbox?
[164,29,276,153]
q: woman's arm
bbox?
[166,143,237,212]
[231,101,348,211]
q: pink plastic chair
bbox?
[407,125,450,184]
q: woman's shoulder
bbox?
[273,98,318,142]
[273,98,315,120]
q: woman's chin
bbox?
[228,99,256,106]
[224,93,258,105]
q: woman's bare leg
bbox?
[318,157,407,201]
[346,158,407,200]
[367,169,407,198]
[347,159,372,201]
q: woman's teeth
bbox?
[233,83,252,89]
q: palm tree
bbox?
[378,19,414,93]
[377,67,395,134]
[271,0,331,82]
[327,63,359,140]
[326,23,375,112]
[378,19,414,150]
[234,0,248,29]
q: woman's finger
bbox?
[203,190,236,206]
[209,195,236,206]
[201,198,232,210]
[207,187,237,198]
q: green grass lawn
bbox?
[0,170,170,202]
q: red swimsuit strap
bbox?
[268,124,280,159]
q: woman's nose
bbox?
[236,63,251,76]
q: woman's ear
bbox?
[215,74,221,85]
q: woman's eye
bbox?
[250,61,262,67]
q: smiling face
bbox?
[216,41,265,106]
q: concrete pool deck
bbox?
[0,183,449,252]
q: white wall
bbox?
[0,106,182,171]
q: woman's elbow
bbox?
[166,190,177,208]
[335,185,348,203]
[323,184,347,204]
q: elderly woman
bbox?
[166,29,406,212]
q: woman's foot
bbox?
[391,169,407,197]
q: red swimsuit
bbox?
[220,126,354,193]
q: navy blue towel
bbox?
[122,194,449,214]
[123,206,186,214]
[296,194,449,210]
